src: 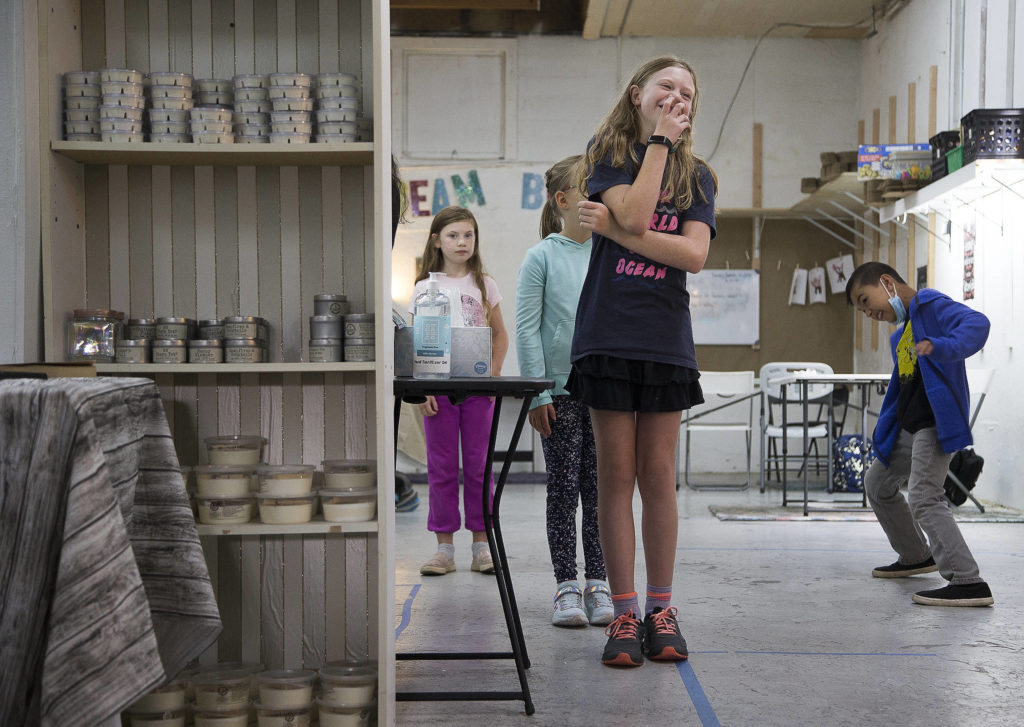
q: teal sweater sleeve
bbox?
[515,246,552,410]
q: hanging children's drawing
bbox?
[789,267,808,306]
[826,254,855,295]
[808,266,826,304]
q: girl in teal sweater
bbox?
[515,156,612,628]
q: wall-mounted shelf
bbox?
[196,516,378,536]
[95,362,376,374]
[878,159,1024,222]
[51,140,374,167]
[790,172,866,216]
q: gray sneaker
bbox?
[552,581,588,627]
[584,579,614,626]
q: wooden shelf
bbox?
[96,362,376,374]
[196,514,378,536]
[51,140,374,167]
[790,172,867,216]
[878,159,1024,222]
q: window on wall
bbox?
[392,38,517,161]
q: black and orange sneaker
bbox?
[642,607,688,661]
[601,610,644,667]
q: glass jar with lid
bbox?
[66,308,122,362]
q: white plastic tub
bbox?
[317,703,373,727]
[316,72,358,87]
[257,494,317,524]
[150,84,192,99]
[100,118,142,133]
[197,91,234,106]
[192,106,234,122]
[233,73,267,89]
[130,679,186,712]
[150,133,190,143]
[128,710,185,727]
[102,93,146,109]
[150,121,189,135]
[192,707,249,727]
[268,72,313,87]
[317,121,357,136]
[65,82,101,97]
[149,108,190,123]
[195,78,233,93]
[254,703,311,727]
[234,86,268,101]
[254,669,316,708]
[66,120,100,135]
[102,131,143,143]
[193,131,235,144]
[99,104,144,121]
[316,97,358,111]
[268,132,310,144]
[64,70,100,85]
[65,96,101,110]
[235,99,271,114]
[319,489,376,523]
[321,459,376,490]
[151,97,194,111]
[270,121,312,135]
[256,465,315,496]
[192,669,252,711]
[315,84,358,99]
[100,80,144,96]
[269,110,310,124]
[100,68,144,84]
[270,98,314,112]
[316,109,357,124]
[196,496,255,525]
[206,435,265,465]
[317,662,377,708]
[191,120,232,134]
[195,465,256,497]
[148,71,193,87]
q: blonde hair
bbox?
[415,206,493,323]
[584,55,718,211]
[540,155,583,238]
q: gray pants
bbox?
[865,427,983,585]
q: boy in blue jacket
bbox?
[846,262,992,607]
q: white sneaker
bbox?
[584,579,615,626]
[552,581,588,627]
[420,550,456,575]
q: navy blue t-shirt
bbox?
[570,143,717,368]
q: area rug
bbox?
[709,502,1024,523]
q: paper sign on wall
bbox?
[789,267,808,306]
[826,254,855,295]
[808,267,826,304]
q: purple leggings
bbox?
[423,395,496,533]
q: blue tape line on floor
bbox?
[395,584,421,641]
[677,660,720,727]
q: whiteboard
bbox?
[689,269,760,345]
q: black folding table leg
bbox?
[481,396,535,715]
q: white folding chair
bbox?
[758,362,836,493]
[679,371,756,490]
[946,368,995,512]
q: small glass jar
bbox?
[343,313,374,339]
[116,338,150,363]
[189,338,224,363]
[151,338,188,364]
[126,317,157,340]
[343,338,374,362]
[197,318,223,339]
[309,315,343,340]
[224,338,262,363]
[314,293,349,318]
[222,315,260,340]
[66,308,120,362]
[156,316,192,340]
[308,338,342,363]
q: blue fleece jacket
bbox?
[515,233,592,410]
[873,288,990,465]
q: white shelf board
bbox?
[196,515,378,536]
[96,362,375,374]
[879,159,1024,222]
[51,140,374,167]
[790,172,867,216]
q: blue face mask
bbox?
[884,279,907,325]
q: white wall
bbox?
[0,0,39,364]
[857,0,1024,508]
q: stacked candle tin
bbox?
[308,294,348,362]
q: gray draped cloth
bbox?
[0,377,221,726]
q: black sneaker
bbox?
[642,607,688,661]
[872,556,937,578]
[601,610,644,667]
[395,473,419,512]
[913,582,994,607]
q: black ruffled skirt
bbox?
[565,355,704,413]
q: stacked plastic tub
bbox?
[147,72,193,143]
[190,78,234,144]
[63,71,101,140]
[315,73,359,143]
[233,74,271,143]
[268,73,314,144]
[98,68,145,142]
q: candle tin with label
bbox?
[343,338,374,362]
[189,339,224,364]
[126,318,157,340]
[309,315,343,340]
[116,339,150,363]
[308,338,342,363]
[156,317,193,340]
[151,339,188,364]
[313,293,349,318]
[197,319,223,339]
[224,338,262,363]
[222,315,260,340]
[343,313,374,339]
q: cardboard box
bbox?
[0,361,97,379]
[857,143,932,180]
[451,326,491,377]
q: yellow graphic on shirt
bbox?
[896,321,917,383]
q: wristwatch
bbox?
[647,134,674,149]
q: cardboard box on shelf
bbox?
[857,143,932,181]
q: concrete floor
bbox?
[393,483,1024,727]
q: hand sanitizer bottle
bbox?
[413,272,451,379]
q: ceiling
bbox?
[391,0,899,39]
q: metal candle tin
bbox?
[309,315,343,340]
[189,338,224,363]
[126,318,157,340]
[224,338,263,363]
[222,316,261,340]
[343,338,374,362]
[115,339,150,363]
[344,313,374,340]
[197,319,223,340]
[313,293,349,318]
[156,317,193,340]
[308,338,342,363]
[151,339,188,363]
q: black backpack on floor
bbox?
[943,448,984,506]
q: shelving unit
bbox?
[37,1,395,724]
[878,158,1024,222]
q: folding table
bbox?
[393,376,553,716]
[770,372,891,516]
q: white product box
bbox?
[451,326,490,377]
